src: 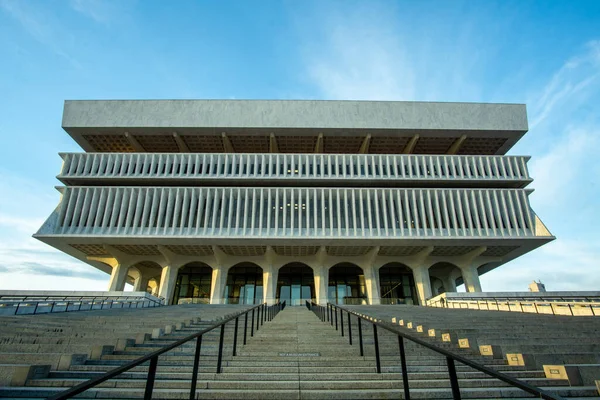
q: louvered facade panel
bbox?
[53,187,535,239]
[58,153,532,187]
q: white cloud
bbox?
[69,0,121,25]
[528,125,600,209]
[0,0,81,68]
[301,5,416,101]
[481,239,600,292]
[297,7,600,292]
[0,170,109,290]
[529,40,600,129]
[0,214,44,234]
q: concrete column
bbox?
[158,265,180,305]
[363,264,381,305]
[107,264,129,291]
[460,263,482,293]
[263,264,278,305]
[313,265,328,305]
[412,266,432,305]
[133,274,151,292]
[210,266,227,305]
[443,275,457,293]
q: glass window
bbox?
[379,265,417,305]
[173,263,213,305]
[277,264,315,306]
[224,264,264,305]
[328,264,366,305]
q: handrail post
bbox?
[143,356,158,400]
[216,324,225,373]
[398,335,410,400]
[335,307,338,330]
[358,317,364,356]
[446,357,461,399]
[189,335,202,400]
[256,305,261,331]
[347,312,352,345]
[251,309,255,337]
[243,312,248,345]
[340,311,344,337]
[326,304,330,322]
[260,304,264,325]
[232,317,239,356]
[330,304,333,326]
[373,324,381,373]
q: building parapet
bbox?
[58,153,531,188]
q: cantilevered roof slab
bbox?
[62,100,528,155]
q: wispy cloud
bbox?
[69,0,122,25]
[482,239,600,291]
[297,6,600,291]
[528,125,600,209]
[0,0,81,68]
[0,170,108,290]
[529,40,600,129]
[0,261,105,280]
[298,3,489,102]
[0,214,44,234]
[300,5,416,101]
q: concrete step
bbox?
[1,386,599,399]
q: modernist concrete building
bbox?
[35,100,554,306]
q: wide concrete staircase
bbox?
[347,304,600,398]
[0,304,248,393]
[1,305,599,399]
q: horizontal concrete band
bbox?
[62,100,528,132]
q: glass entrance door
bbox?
[277,264,315,306]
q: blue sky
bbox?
[0,0,599,292]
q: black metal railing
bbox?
[0,294,165,315]
[307,301,564,400]
[47,301,285,400]
[427,295,600,316]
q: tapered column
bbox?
[263,264,278,305]
[443,275,457,293]
[363,264,381,305]
[133,274,151,292]
[210,266,227,305]
[412,266,432,305]
[107,264,129,291]
[313,265,328,305]
[460,263,482,293]
[158,265,180,305]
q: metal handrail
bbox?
[0,294,164,315]
[427,296,599,316]
[47,301,285,400]
[307,301,564,400]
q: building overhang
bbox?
[62,100,528,155]
[34,235,553,279]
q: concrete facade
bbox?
[35,99,554,306]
